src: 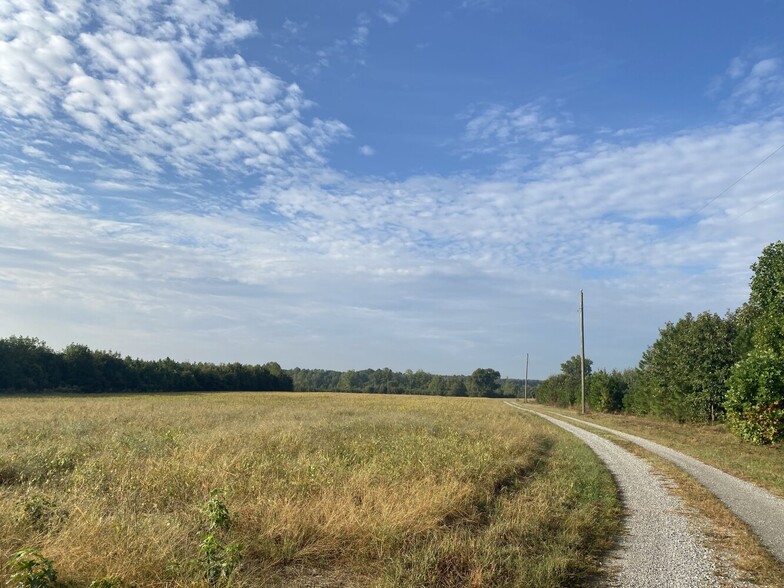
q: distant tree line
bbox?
[0,338,293,393]
[535,241,784,444]
[288,367,540,398]
[0,338,539,399]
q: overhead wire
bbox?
[727,188,783,222]
[692,141,784,215]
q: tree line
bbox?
[0,338,536,399]
[0,338,293,393]
[535,241,784,445]
[289,366,540,397]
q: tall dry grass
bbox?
[0,393,620,587]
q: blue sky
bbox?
[1,0,783,379]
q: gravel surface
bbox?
[545,411,784,565]
[506,402,725,587]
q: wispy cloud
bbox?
[21,145,47,159]
[459,0,507,12]
[301,3,414,76]
[379,0,413,24]
[709,49,784,116]
[459,102,571,162]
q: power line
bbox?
[727,188,783,222]
[693,141,784,215]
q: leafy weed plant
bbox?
[5,548,57,588]
[197,489,242,586]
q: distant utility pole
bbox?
[524,353,529,403]
[580,289,586,415]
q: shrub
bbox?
[725,349,784,445]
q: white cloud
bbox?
[2,3,784,378]
[282,19,304,36]
[93,180,138,191]
[460,0,506,11]
[461,102,566,157]
[2,117,783,375]
[712,51,784,116]
[0,0,348,177]
[379,0,412,24]
[352,14,371,47]
[21,145,46,158]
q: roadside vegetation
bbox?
[1,393,620,587]
[535,240,784,445]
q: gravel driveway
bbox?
[505,402,741,587]
[539,410,784,565]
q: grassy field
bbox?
[0,393,620,587]
[529,404,784,499]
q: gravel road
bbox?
[505,402,731,587]
[539,410,784,565]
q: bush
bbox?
[725,350,784,445]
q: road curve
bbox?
[527,408,784,565]
[505,402,723,587]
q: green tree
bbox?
[500,378,521,398]
[447,378,468,397]
[725,349,784,444]
[748,240,784,355]
[466,368,500,397]
[337,369,359,392]
[537,356,593,408]
[0,336,59,390]
[588,369,628,413]
[560,355,593,379]
[427,375,444,395]
[725,241,784,443]
[637,312,736,422]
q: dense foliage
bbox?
[0,337,293,393]
[536,241,784,444]
[0,339,535,398]
[634,312,737,422]
[534,355,592,407]
[725,349,784,444]
[725,241,784,443]
[288,366,536,398]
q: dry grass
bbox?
[0,393,621,587]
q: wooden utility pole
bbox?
[580,289,586,415]
[524,353,529,403]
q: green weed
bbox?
[5,549,57,588]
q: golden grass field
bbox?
[0,393,620,587]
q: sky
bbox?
[1,0,783,379]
